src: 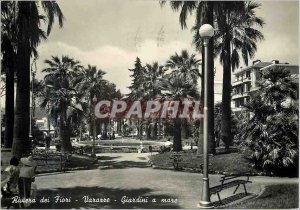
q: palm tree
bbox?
[213,2,264,150]
[164,1,216,154]
[141,62,166,139]
[258,66,298,111]
[160,73,200,151]
[99,82,122,139]
[238,67,298,176]
[11,1,64,157]
[77,65,106,136]
[166,50,201,84]
[1,1,17,148]
[142,62,165,98]
[41,56,83,153]
[166,50,201,139]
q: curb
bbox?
[149,162,264,176]
[255,184,267,198]
[217,184,266,209]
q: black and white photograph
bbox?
[0,0,299,209]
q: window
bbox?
[246,71,251,78]
[246,84,251,92]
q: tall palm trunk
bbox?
[207,1,216,154]
[181,120,189,139]
[102,121,108,139]
[173,118,182,152]
[146,120,151,139]
[151,119,158,140]
[60,110,72,153]
[221,37,232,151]
[12,2,31,158]
[197,1,215,154]
[3,41,15,148]
[197,51,205,155]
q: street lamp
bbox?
[92,95,97,157]
[199,24,214,209]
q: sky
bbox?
[5,0,300,107]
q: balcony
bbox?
[244,77,251,82]
[232,80,244,86]
[232,77,251,87]
[232,92,249,100]
[232,107,246,112]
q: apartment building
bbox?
[231,60,299,115]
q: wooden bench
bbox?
[210,172,252,204]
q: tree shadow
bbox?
[211,192,253,208]
[36,171,75,177]
[96,160,150,170]
[31,186,180,209]
[97,156,122,161]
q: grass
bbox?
[34,153,97,173]
[149,151,260,174]
[229,184,299,209]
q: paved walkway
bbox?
[31,153,296,209]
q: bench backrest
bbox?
[220,173,251,187]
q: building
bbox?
[231,60,299,115]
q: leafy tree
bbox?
[165,50,201,84]
[41,56,84,152]
[127,57,145,138]
[214,102,238,147]
[164,1,216,154]
[259,67,298,110]
[141,62,165,98]
[1,1,16,148]
[77,65,106,136]
[160,73,200,151]
[139,62,166,139]
[166,50,201,139]
[213,2,264,150]
[128,57,145,99]
[238,67,298,176]
[8,1,64,157]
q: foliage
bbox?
[160,70,200,151]
[238,67,298,176]
[4,1,64,157]
[214,102,238,147]
[149,152,258,174]
[214,1,264,151]
[128,57,144,99]
[141,62,166,99]
[41,56,86,152]
[165,50,201,84]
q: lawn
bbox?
[34,153,97,173]
[149,151,260,174]
[229,184,299,209]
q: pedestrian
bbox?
[45,133,51,149]
[18,156,37,200]
[2,157,20,197]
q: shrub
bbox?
[237,67,298,176]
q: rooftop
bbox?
[234,62,272,75]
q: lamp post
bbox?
[92,95,97,157]
[199,24,214,208]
